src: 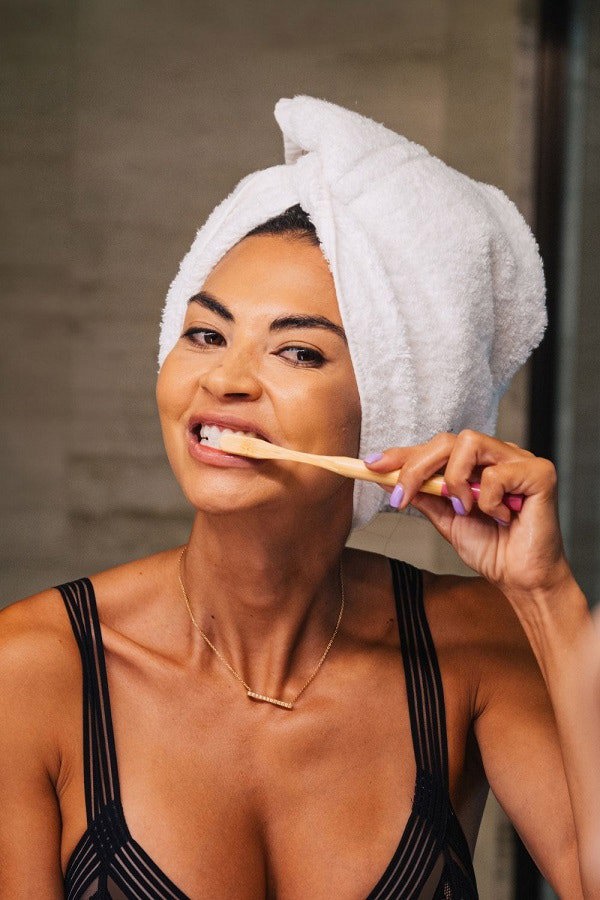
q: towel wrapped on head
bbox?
[159,95,547,532]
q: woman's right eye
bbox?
[182,327,225,347]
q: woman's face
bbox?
[156,233,362,517]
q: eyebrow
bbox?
[188,290,347,344]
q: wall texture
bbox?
[1,2,539,895]
[1,0,536,594]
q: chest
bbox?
[56,640,481,899]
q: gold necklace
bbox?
[177,546,344,710]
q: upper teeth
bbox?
[198,424,260,449]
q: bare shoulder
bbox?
[422,570,528,647]
[0,547,181,749]
[0,585,80,690]
[422,570,541,711]
[0,586,82,785]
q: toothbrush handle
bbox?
[322,457,524,512]
[438,479,523,512]
[405,472,523,511]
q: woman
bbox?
[0,97,593,898]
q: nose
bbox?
[199,344,263,401]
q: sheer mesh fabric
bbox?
[56,561,477,899]
[364,561,477,900]
[59,579,188,900]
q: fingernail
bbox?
[389,484,404,509]
[363,451,384,464]
[494,517,509,527]
[450,496,467,516]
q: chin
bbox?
[177,475,276,516]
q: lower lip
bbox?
[186,431,264,468]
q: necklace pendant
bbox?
[247,690,294,710]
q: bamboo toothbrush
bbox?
[218,433,523,512]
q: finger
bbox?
[362,447,413,505]
[441,430,521,516]
[476,457,558,522]
[505,441,535,457]
[362,446,415,470]
[409,493,455,542]
[476,464,514,523]
[386,433,456,510]
[393,431,515,512]
[365,431,530,514]
[406,431,531,516]
[441,433,481,516]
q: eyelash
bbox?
[181,327,326,367]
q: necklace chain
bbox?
[177,546,345,709]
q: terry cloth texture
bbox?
[159,95,547,532]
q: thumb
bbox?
[409,492,455,542]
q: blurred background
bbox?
[1,0,598,896]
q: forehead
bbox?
[200,234,341,321]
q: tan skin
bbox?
[577,610,600,893]
[554,606,600,897]
[0,233,592,897]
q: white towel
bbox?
[159,95,546,531]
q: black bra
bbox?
[56,559,478,899]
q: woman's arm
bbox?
[575,608,600,893]
[0,600,66,898]
[466,573,585,896]
[364,432,597,896]
[499,576,600,898]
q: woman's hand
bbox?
[365,431,600,896]
[364,430,571,599]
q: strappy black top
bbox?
[56,558,478,899]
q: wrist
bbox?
[502,563,591,683]
[502,556,575,609]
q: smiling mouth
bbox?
[191,423,269,450]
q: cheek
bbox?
[155,352,194,424]
[333,384,361,453]
[291,368,361,455]
[333,364,362,453]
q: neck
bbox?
[179,498,353,701]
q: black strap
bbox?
[56,578,123,823]
[391,559,449,788]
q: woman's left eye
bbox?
[279,346,325,367]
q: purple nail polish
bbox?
[389,484,404,509]
[450,496,467,516]
[494,517,509,527]
[363,451,384,464]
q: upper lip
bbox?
[187,413,273,443]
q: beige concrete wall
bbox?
[1,2,539,895]
[1,0,535,592]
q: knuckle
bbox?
[434,431,454,444]
[540,458,558,487]
[398,460,419,484]
[457,428,479,447]
[506,440,534,457]
[480,466,498,487]
[478,469,503,508]
[443,472,463,496]
[381,450,404,465]
[477,499,497,517]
